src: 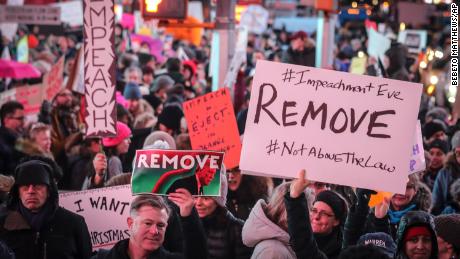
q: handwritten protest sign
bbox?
[83,0,117,137]
[183,88,241,169]
[409,120,425,174]
[132,150,224,196]
[240,60,422,193]
[59,185,132,251]
[42,56,64,100]
[15,84,42,115]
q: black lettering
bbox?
[254,83,280,125]
[282,101,298,126]
[301,101,328,129]
[350,109,369,133]
[90,197,100,208]
[367,110,395,138]
[329,108,348,133]
[74,199,84,213]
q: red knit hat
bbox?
[404,226,431,242]
[102,122,132,147]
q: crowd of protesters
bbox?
[0,7,458,259]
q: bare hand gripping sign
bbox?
[83,0,117,137]
[240,60,422,193]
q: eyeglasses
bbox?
[9,116,25,121]
[310,208,335,218]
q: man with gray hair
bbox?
[101,193,207,259]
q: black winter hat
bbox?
[14,160,52,186]
[157,105,183,133]
[435,214,460,249]
[423,120,446,140]
[428,139,449,154]
[314,190,348,225]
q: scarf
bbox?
[388,204,416,224]
[314,227,342,257]
[18,201,53,231]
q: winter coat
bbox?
[432,154,460,215]
[201,206,253,259]
[0,163,92,259]
[394,211,438,259]
[96,207,206,259]
[0,126,24,175]
[284,192,342,259]
[226,175,270,220]
[242,199,296,259]
[98,239,183,259]
[281,46,315,67]
[15,138,54,160]
[365,183,432,240]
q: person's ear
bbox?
[127,217,133,229]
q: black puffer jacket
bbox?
[200,206,253,259]
[394,211,438,259]
[0,161,92,259]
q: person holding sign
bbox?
[285,170,349,259]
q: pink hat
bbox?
[102,122,132,147]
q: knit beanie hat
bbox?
[212,166,228,207]
[102,122,132,147]
[423,120,446,140]
[123,83,142,100]
[143,131,177,149]
[435,214,460,249]
[428,139,449,154]
[314,190,348,225]
[451,131,460,150]
[151,75,174,93]
[14,160,52,187]
[157,105,184,133]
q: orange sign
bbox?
[183,88,241,169]
[368,191,393,208]
[42,56,64,100]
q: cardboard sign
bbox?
[83,0,117,137]
[52,0,83,27]
[398,30,427,54]
[0,5,60,25]
[132,150,224,196]
[240,60,422,193]
[368,28,391,61]
[409,120,425,174]
[15,84,42,115]
[59,185,132,251]
[0,0,24,41]
[42,56,64,100]
[183,88,242,169]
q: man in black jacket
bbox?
[0,158,92,259]
[0,101,25,175]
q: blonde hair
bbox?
[265,181,314,231]
[28,122,50,140]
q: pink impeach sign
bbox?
[240,60,422,194]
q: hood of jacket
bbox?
[242,199,291,248]
[395,211,438,259]
[15,138,53,159]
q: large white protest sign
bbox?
[0,5,60,25]
[52,1,83,27]
[59,185,132,251]
[368,28,391,61]
[398,30,427,54]
[83,0,117,137]
[409,120,425,174]
[240,60,422,193]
